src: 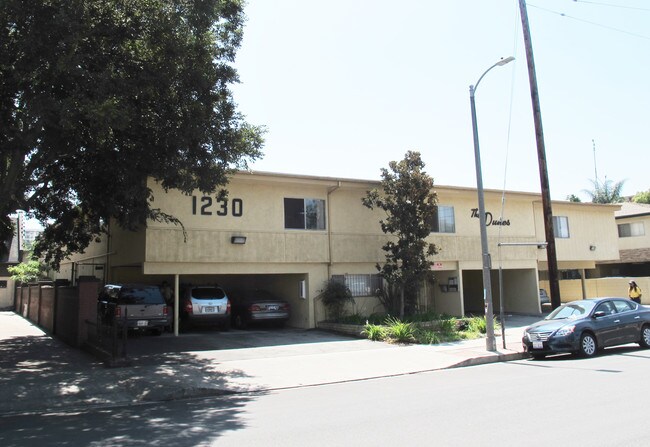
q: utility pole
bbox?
[518,0,561,309]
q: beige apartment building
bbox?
[55,171,621,329]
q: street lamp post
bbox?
[469,56,514,352]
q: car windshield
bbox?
[119,287,164,304]
[546,301,597,320]
[192,288,226,300]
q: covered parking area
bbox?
[461,267,542,316]
[132,269,318,336]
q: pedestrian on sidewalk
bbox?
[628,280,642,304]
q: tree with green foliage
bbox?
[362,151,439,319]
[632,190,650,204]
[1,0,264,267]
[8,260,44,283]
[320,279,354,321]
[566,194,581,203]
[583,178,626,204]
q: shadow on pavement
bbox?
[0,393,255,447]
[0,331,261,414]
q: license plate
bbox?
[137,320,148,327]
[268,305,279,311]
[533,341,543,349]
[203,306,219,313]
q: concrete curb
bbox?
[448,351,530,369]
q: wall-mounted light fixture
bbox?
[231,236,247,245]
[589,245,596,251]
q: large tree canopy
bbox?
[1,0,264,266]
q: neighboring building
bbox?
[596,202,650,277]
[0,216,22,309]
[53,171,620,328]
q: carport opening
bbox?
[461,268,540,316]
[171,273,308,330]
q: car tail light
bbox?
[250,304,261,311]
[163,306,168,316]
[227,301,231,315]
[114,306,121,318]
[184,301,193,314]
[281,303,290,311]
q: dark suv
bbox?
[98,284,169,335]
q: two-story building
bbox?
[596,202,650,277]
[53,171,620,329]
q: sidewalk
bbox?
[0,311,535,416]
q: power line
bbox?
[528,3,650,40]
[572,1,650,12]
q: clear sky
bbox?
[231,0,649,201]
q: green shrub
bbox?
[362,323,386,341]
[438,317,457,334]
[8,260,44,283]
[466,316,487,334]
[337,314,366,325]
[384,317,416,343]
[321,279,354,321]
[366,313,388,325]
[415,328,440,344]
[405,310,441,323]
[465,316,500,334]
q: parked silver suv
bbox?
[98,284,169,335]
[180,285,231,330]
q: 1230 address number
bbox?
[191,196,243,217]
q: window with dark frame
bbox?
[618,222,645,238]
[429,205,455,233]
[284,198,326,230]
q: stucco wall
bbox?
[0,277,14,309]
[540,277,650,304]
[617,214,650,251]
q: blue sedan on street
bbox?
[522,297,650,359]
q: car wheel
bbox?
[532,353,546,360]
[639,325,650,348]
[578,333,597,357]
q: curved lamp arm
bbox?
[470,56,515,97]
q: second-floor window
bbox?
[430,205,455,233]
[618,222,645,238]
[553,216,570,238]
[284,198,326,230]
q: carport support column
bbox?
[174,274,180,337]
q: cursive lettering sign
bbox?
[470,208,510,226]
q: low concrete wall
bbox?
[317,321,366,338]
[540,276,650,304]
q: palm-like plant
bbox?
[583,178,626,204]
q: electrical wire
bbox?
[528,2,650,40]
[494,1,522,348]
[572,0,650,12]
